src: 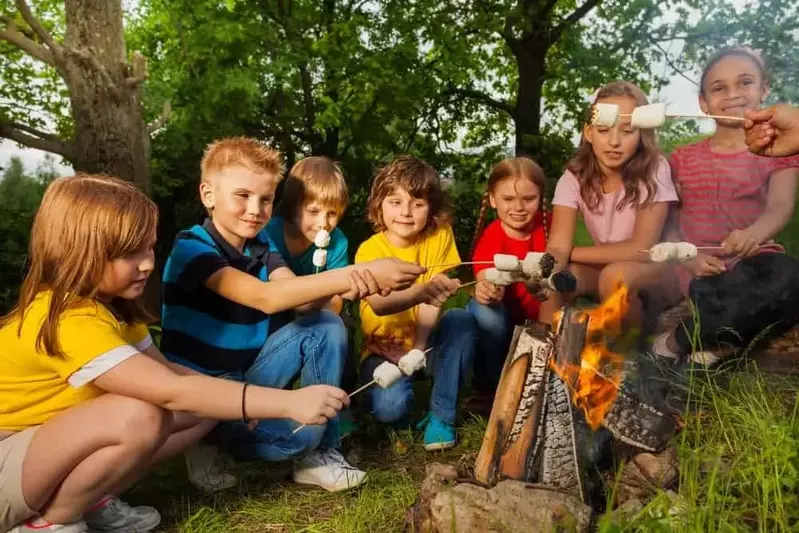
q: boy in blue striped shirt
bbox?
[161,138,424,493]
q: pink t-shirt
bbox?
[552,158,678,244]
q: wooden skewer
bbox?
[618,113,745,122]
[424,261,494,270]
[291,348,434,434]
[458,280,478,289]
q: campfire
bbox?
[474,281,681,504]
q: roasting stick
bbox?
[638,245,763,253]
[292,347,435,434]
[617,112,745,122]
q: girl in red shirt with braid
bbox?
[466,157,548,409]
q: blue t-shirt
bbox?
[161,219,286,373]
[263,216,349,276]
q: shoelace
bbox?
[320,450,361,480]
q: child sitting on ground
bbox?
[465,157,549,414]
[264,156,359,435]
[653,48,799,364]
[541,81,681,331]
[355,155,478,451]
[161,138,424,492]
[0,174,352,533]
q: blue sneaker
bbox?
[419,413,456,451]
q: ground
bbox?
[129,209,799,532]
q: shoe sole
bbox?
[292,472,367,492]
[424,441,456,451]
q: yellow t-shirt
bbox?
[0,292,151,431]
[355,225,461,360]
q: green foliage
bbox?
[0,156,53,312]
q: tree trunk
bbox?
[513,47,547,157]
[63,0,150,192]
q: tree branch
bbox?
[15,0,62,58]
[553,0,603,36]
[125,51,149,88]
[649,38,698,87]
[147,101,172,134]
[71,47,123,100]
[444,87,513,115]
[0,20,55,65]
[0,121,73,159]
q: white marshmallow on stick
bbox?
[484,268,523,287]
[494,253,521,272]
[312,248,328,268]
[398,349,426,376]
[630,103,667,129]
[314,229,331,248]
[522,252,546,279]
[592,103,620,127]
[647,242,698,263]
[675,242,698,261]
[373,361,403,388]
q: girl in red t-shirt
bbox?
[466,157,548,403]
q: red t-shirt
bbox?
[471,216,548,325]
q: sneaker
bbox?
[9,518,88,532]
[419,413,456,451]
[292,449,366,492]
[83,497,160,533]
[185,442,238,492]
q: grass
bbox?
[129,198,799,532]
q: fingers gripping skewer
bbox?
[292,348,434,434]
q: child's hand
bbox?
[474,279,504,305]
[287,385,350,425]
[683,253,726,278]
[744,105,799,157]
[721,229,759,258]
[341,269,381,301]
[359,259,426,292]
[420,274,460,307]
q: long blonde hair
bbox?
[569,81,661,211]
[0,174,157,357]
[470,157,548,258]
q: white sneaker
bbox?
[689,351,722,366]
[83,497,160,532]
[8,518,88,532]
[292,449,366,492]
[184,442,238,492]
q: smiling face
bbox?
[380,186,430,247]
[97,235,157,300]
[489,177,541,237]
[200,165,278,250]
[583,95,641,174]
[700,54,768,129]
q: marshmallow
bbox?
[314,229,331,248]
[522,252,548,279]
[591,103,620,127]
[484,268,524,287]
[631,103,667,129]
[649,242,677,263]
[398,349,426,376]
[494,254,521,272]
[312,248,327,268]
[373,361,403,388]
[675,242,698,261]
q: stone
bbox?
[612,447,678,504]
[409,466,592,533]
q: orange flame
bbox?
[551,281,629,430]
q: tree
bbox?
[0,0,169,190]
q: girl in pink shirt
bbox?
[541,81,680,329]
[653,48,799,364]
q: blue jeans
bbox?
[466,298,512,392]
[360,309,477,426]
[197,310,348,461]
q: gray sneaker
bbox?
[8,519,89,532]
[84,497,160,532]
[184,442,238,492]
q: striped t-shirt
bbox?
[671,139,799,247]
[161,219,286,374]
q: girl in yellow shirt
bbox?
[0,175,358,533]
[355,155,478,451]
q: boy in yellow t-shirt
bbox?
[355,155,477,451]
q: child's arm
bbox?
[364,274,460,316]
[569,202,669,264]
[94,352,349,425]
[722,167,799,256]
[268,266,331,313]
[206,259,423,315]
[546,205,578,272]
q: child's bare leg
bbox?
[597,262,680,328]
[21,394,207,524]
[539,264,600,324]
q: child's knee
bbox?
[310,310,348,346]
[598,263,635,297]
[368,388,412,424]
[466,298,506,332]
[437,309,478,342]
[112,397,171,449]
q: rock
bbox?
[613,447,678,504]
[408,467,592,533]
